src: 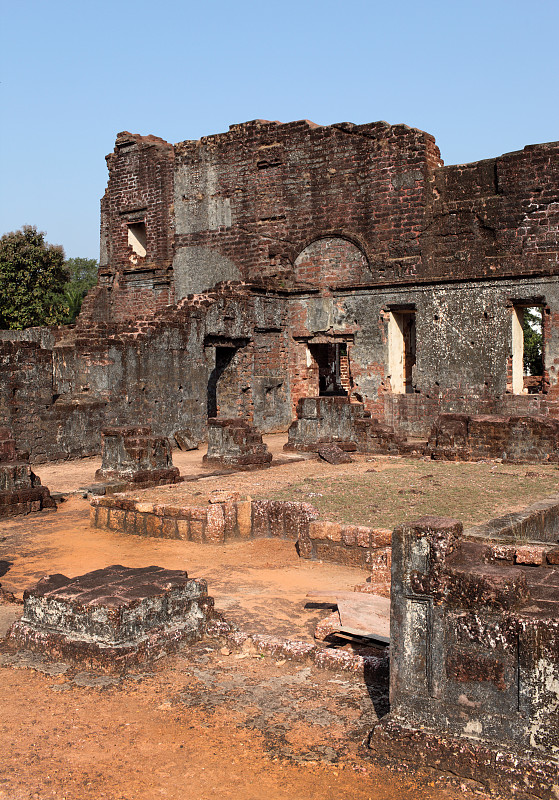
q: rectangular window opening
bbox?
[308,343,348,397]
[388,310,416,394]
[127,222,147,258]
[512,305,544,394]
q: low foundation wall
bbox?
[90,496,318,545]
[465,492,559,545]
[428,413,559,463]
[90,494,391,576]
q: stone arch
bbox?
[294,237,370,286]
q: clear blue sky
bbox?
[1,0,558,260]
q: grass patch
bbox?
[265,459,559,529]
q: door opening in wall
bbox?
[388,310,416,394]
[308,343,349,396]
[512,305,544,394]
[207,346,237,417]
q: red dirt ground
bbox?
[0,438,492,799]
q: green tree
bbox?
[62,257,98,323]
[0,226,69,329]
[523,307,543,376]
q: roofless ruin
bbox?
[1,119,558,795]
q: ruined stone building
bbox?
[0,119,558,461]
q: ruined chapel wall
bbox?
[286,275,559,434]
[171,119,441,297]
[0,304,213,461]
[422,141,559,283]
[0,284,295,461]
[3,124,558,460]
[95,132,176,323]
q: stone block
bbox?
[108,508,126,531]
[355,526,372,548]
[515,545,547,565]
[203,418,271,471]
[318,444,353,464]
[309,520,342,542]
[205,504,225,543]
[189,520,204,543]
[370,528,392,547]
[174,429,199,451]
[251,500,271,538]
[145,514,163,538]
[341,525,357,546]
[124,512,138,534]
[236,500,252,539]
[268,503,285,537]
[491,544,516,562]
[315,542,364,567]
[176,519,190,540]
[6,565,214,672]
[96,426,180,487]
[296,533,314,559]
[160,517,178,539]
[222,501,238,539]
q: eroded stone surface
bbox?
[0,124,558,468]
[0,428,55,517]
[377,513,559,796]
[6,565,214,671]
[317,444,353,465]
[203,418,272,471]
[95,426,181,488]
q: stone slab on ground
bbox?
[306,591,390,640]
[317,444,353,465]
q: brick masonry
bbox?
[370,513,559,796]
[0,120,557,462]
[95,425,181,486]
[0,427,55,516]
[6,565,214,672]
[203,418,272,470]
[427,412,559,462]
[89,492,391,587]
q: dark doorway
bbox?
[308,343,348,396]
[207,346,236,417]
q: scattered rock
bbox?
[80,483,106,496]
[174,429,199,451]
[49,492,66,504]
[317,445,353,465]
[208,490,241,504]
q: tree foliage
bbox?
[62,257,98,323]
[523,307,543,376]
[0,226,69,329]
